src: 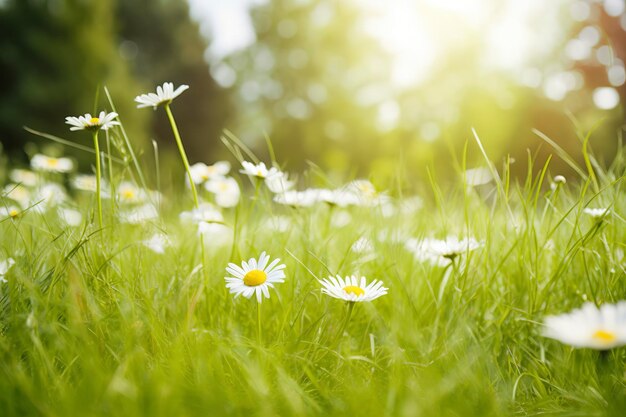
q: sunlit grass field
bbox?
[1,109,625,416]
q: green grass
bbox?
[0,136,625,417]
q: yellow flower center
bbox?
[90,117,100,125]
[343,285,365,296]
[48,159,59,167]
[122,190,135,199]
[9,209,19,217]
[244,269,267,286]
[592,329,616,343]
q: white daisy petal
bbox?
[543,301,626,350]
[223,252,286,304]
[319,275,388,303]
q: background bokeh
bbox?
[1,0,625,186]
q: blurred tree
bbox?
[0,0,147,165]
[221,0,394,184]
[218,0,625,187]
[115,0,231,164]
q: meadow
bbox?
[0,84,625,417]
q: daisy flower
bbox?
[273,190,318,207]
[33,183,67,212]
[408,236,483,262]
[543,302,626,350]
[1,205,21,219]
[117,181,148,205]
[405,238,452,267]
[240,161,279,179]
[71,175,110,197]
[118,204,159,224]
[204,176,240,208]
[10,169,39,187]
[179,203,223,224]
[30,154,74,173]
[318,188,360,207]
[2,184,31,208]
[265,171,295,193]
[225,252,286,303]
[65,111,119,131]
[189,161,231,184]
[57,207,83,227]
[319,275,388,302]
[135,82,189,109]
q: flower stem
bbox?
[257,300,263,344]
[105,132,115,222]
[164,103,206,271]
[335,302,355,346]
[164,103,200,209]
[92,130,103,229]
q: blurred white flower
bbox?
[65,111,119,131]
[583,207,610,219]
[72,175,110,197]
[117,182,148,205]
[33,183,67,212]
[135,82,189,109]
[198,221,233,247]
[351,237,374,254]
[347,179,377,199]
[422,236,482,258]
[318,188,360,207]
[405,236,483,266]
[0,257,15,283]
[331,210,352,228]
[240,161,279,179]
[265,171,295,193]
[3,184,31,208]
[142,233,170,254]
[264,215,291,233]
[274,189,318,207]
[58,207,83,227]
[343,180,388,207]
[30,154,73,173]
[399,196,423,214]
[204,176,240,208]
[543,301,626,350]
[180,203,223,224]
[0,205,21,219]
[119,204,159,224]
[550,175,567,190]
[319,275,388,302]
[189,161,231,185]
[405,238,452,267]
[10,169,39,187]
[464,167,493,186]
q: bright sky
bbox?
[188,0,567,83]
[187,0,263,62]
[187,0,622,110]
